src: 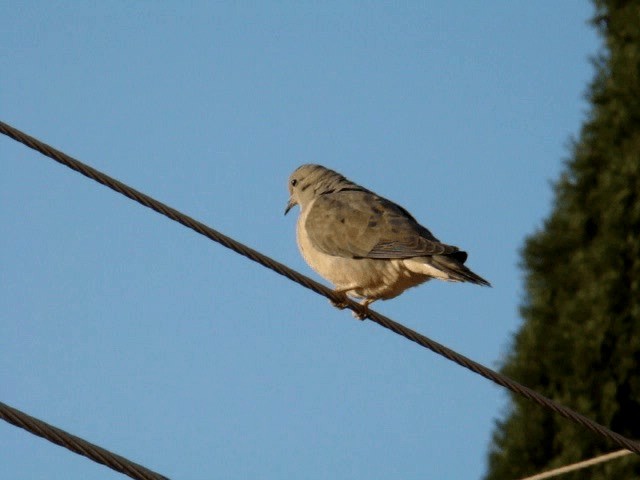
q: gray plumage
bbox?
[285,164,489,315]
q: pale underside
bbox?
[297,195,454,305]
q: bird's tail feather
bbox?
[429,253,491,287]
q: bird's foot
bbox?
[329,293,350,310]
[329,291,369,320]
[351,305,369,321]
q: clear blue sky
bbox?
[1,2,600,479]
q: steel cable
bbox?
[2,119,640,458]
[0,401,170,480]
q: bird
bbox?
[284,164,490,318]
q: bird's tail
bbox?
[429,252,491,287]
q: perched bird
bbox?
[285,164,490,317]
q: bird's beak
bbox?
[284,197,297,215]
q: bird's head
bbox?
[285,164,347,215]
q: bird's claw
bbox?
[329,297,349,310]
[329,293,368,320]
[351,307,369,321]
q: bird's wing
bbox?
[304,190,459,259]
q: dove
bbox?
[285,164,490,317]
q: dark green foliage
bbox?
[485,1,640,478]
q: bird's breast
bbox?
[296,205,430,300]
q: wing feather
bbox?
[305,191,459,259]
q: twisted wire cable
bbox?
[2,120,640,457]
[517,449,633,480]
[0,401,170,480]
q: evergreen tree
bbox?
[485,1,640,478]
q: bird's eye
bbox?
[290,179,298,187]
